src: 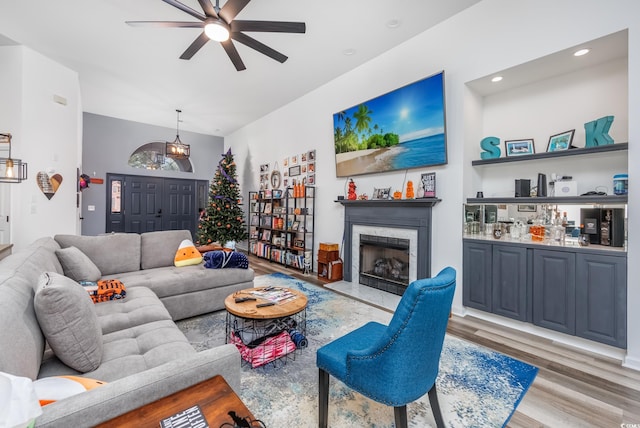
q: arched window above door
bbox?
[128,142,193,172]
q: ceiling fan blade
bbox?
[161,0,206,21]
[219,0,251,23]
[221,40,246,71]
[231,20,306,33]
[126,21,204,28]
[197,0,218,18]
[231,32,287,63]
[180,32,210,60]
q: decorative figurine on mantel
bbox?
[416,181,425,198]
[405,180,415,199]
[347,179,357,200]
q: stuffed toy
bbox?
[33,376,106,406]
[174,239,204,267]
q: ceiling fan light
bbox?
[205,19,230,42]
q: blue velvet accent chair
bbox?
[316,267,456,428]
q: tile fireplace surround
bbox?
[338,198,441,294]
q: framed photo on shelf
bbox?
[291,220,300,231]
[372,187,391,200]
[517,204,537,212]
[250,229,259,239]
[421,172,436,197]
[289,165,301,176]
[547,129,574,152]
[250,215,259,226]
[261,230,271,241]
[505,139,535,157]
[308,149,316,161]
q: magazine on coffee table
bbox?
[159,404,209,428]
[250,287,297,304]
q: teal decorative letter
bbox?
[480,136,501,159]
[584,116,614,147]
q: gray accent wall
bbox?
[81,112,223,236]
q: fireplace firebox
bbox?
[359,234,410,295]
[339,199,440,295]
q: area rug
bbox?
[177,273,538,427]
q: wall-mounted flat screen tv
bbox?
[333,71,447,177]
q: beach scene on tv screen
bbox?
[333,72,447,177]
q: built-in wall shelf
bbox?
[466,195,627,205]
[471,142,628,166]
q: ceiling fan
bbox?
[126,0,306,71]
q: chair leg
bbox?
[428,383,445,428]
[394,405,408,428]
[319,368,329,428]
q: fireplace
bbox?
[339,199,440,295]
[359,234,410,295]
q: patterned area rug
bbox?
[176,273,538,427]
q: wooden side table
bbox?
[96,375,256,428]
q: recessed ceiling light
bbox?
[343,48,356,56]
[574,48,590,57]
[386,19,400,29]
[491,76,503,83]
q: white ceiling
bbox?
[0,0,480,136]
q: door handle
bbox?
[156,209,162,218]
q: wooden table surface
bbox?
[225,287,307,319]
[96,375,255,428]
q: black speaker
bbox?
[536,173,547,197]
[515,179,530,197]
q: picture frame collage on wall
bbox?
[282,149,316,188]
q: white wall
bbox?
[0,46,82,249]
[226,0,640,369]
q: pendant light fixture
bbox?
[165,109,190,160]
[0,133,28,183]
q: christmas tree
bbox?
[197,149,248,247]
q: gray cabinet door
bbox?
[533,249,576,335]
[576,253,627,348]
[463,241,492,312]
[492,244,528,321]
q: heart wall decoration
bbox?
[37,171,63,200]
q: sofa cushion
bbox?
[34,272,103,373]
[140,230,192,270]
[55,246,102,282]
[55,234,141,275]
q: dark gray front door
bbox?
[124,176,163,233]
[163,178,196,231]
[106,174,207,238]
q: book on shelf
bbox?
[250,215,259,226]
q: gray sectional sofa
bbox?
[0,230,255,427]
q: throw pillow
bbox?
[34,272,103,373]
[55,246,102,282]
[33,376,106,406]
[174,239,203,267]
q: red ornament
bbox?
[226,224,231,228]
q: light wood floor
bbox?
[248,254,640,427]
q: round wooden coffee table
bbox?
[224,287,307,319]
[224,287,308,368]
